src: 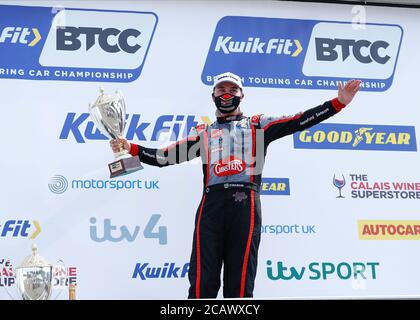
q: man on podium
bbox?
[110,72,361,298]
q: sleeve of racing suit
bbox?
[128,126,202,167]
[260,98,346,145]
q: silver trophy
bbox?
[14,244,53,300]
[89,88,143,178]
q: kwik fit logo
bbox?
[60,113,211,143]
[294,123,417,151]
[0,220,41,239]
[0,5,157,82]
[202,16,402,91]
[132,262,189,280]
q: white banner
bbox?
[0,0,419,299]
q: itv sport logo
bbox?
[0,5,157,82]
[202,16,403,91]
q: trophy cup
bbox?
[89,88,143,178]
[14,244,53,300]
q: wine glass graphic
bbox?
[333,174,346,198]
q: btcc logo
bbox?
[0,26,41,46]
[214,36,302,56]
[316,38,390,64]
[302,22,402,83]
[56,26,141,53]
[202,17,402,91]
[0,5,158,82]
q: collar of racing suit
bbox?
[216,113,245,123]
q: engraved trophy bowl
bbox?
[89,88,143,178]
[15,244,53,300]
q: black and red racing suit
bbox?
[129,98,346,298]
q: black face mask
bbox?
[213,93,241,114]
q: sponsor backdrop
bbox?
[0,0,419,299]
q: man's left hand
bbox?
[338,79,362,105]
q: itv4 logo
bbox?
[90,214,167,245]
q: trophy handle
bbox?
[4,284,16,300]
[51,259,66,300]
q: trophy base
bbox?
[108,156,143,178]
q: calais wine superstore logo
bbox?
[53,264,78,287]
[202,16,403,91]
[0,259,77,289]
[0,5,157,82]
[332,173,420,200]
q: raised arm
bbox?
[259,79,361,145]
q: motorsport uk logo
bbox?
[202,16,403,91]
[49,174,159,194]
[294,123,417,151]
[0,5,157,82]
[261,224,316,236]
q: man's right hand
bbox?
[110,136,131,153]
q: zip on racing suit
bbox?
[128,97,346,298]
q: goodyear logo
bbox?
[261,178,290,195]
[358,220,420,240]
[0,5,157,82]
[202,16,403,91]
[293,123,417,151]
